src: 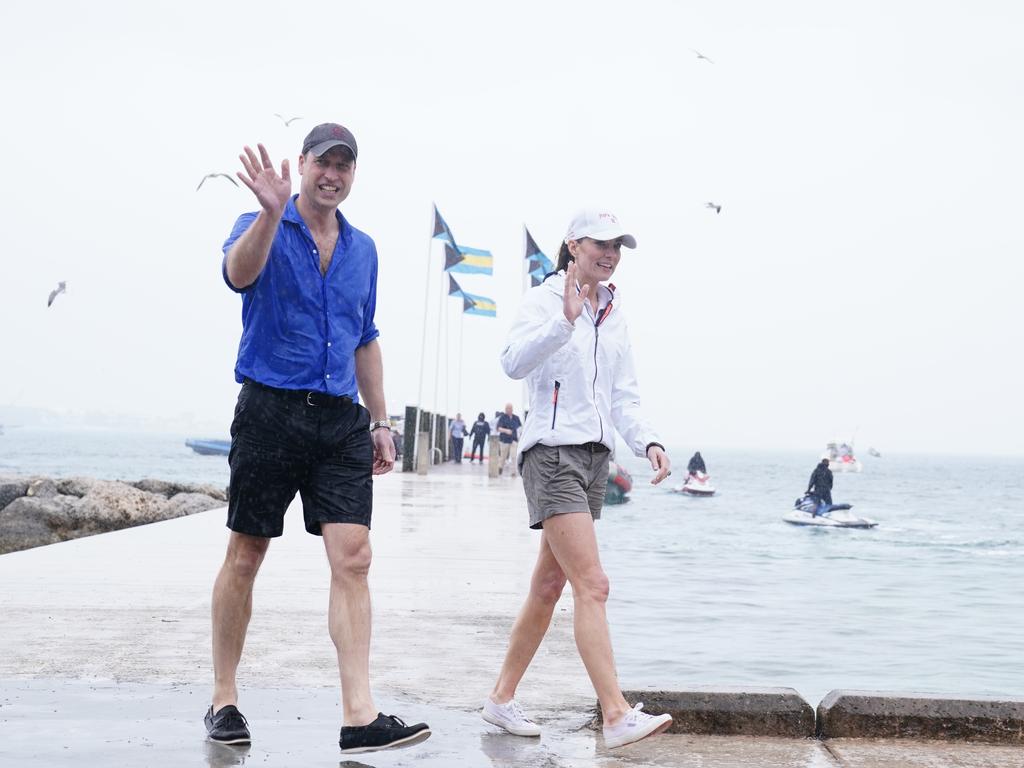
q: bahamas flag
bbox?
[524,226,554,287]
[448,274,497,317]
[433,205,494,275]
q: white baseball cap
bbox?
[564,208,637,248]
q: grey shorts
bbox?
[520,443,611,529]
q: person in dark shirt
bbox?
[496,403,523,477]
[469,412,490,464]
[687,452,706,474]
[807,458,834,515]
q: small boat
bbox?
[186,438,231,456]
[823,441,862,472]
[868,447,881,458]
[783,494,877,529]
[675,471,716,496]
[605,461,633,505]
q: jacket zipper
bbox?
[592,321,603,444]
[551,380,561,429]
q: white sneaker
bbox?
[481,697,542,737]
[602,703,672,749]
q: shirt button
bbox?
[326,374,331,379]
[327,342,332,347]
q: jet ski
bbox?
[782,494,877,529]
[676,471,716,496]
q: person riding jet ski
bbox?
[687,452,707,475]
[806,458,833,517]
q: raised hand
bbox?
[237,143,291,217]
[563,261,591,325]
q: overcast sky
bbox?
[1,1,1021,456]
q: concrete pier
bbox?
[0,466,1018,766]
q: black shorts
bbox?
[226,380,373,537]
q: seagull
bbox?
[705,202,722,214]
[196,173,239,191]
[274,113,303,126]
[47,281,66,308]
[692,49,715,64]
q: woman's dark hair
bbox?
[477,412,485,421]
[555,241,574,272]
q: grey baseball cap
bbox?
[302,123,358,159]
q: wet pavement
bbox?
[0,466,1019,766]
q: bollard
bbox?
[488,437,500,478]
[416,432,430,475]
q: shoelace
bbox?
[383,714,407,728]
[506,700,533,723]
[218,709,248,728]
[621,702,646,725]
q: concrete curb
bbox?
[604,687,816,737]
[816,690,1024,743]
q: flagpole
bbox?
[433,265,443,416]
[457,309,464,414]
[417,205,436,432]
[444,279,450,418]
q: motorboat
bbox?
[186,438,230,456]
[605,461,633,505]
[676,471,716,496]
[783,494,877,529]
[868,447,882,458]
[823,441,862,472]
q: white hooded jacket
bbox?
[500,271,660,457]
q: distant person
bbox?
[807,458,834,515]
[208,124,429,753]
[495,403,522,476]
[450,413,468,463]
[482,208,673,749]
[469,412,490,464]
[687,451,706,475]
[391,428,403,460]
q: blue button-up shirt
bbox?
[222,196,379,400]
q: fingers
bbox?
[236,171,256,192]
[280,157,290,183]
[239,146,259,179]
[579,283,591,302]
[257,143,273,170]
[648,450,671,485]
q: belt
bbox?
[245,379,353,409]
[574,441,609,453]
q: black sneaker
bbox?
[204,704,251,744]
[339,713,431,753]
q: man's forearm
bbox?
[226,210,281,289]
[354,340,387,421]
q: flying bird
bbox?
[274,113,303,126]
[692,49,715,64]
[705,202,722,214]
[47,281,66,308]
[196,173,239,191]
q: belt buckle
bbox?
[306,392,318,407]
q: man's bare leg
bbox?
[211,532,270,711]
[322,522,377,726]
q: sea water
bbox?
[1,428,1020,706]
[607,449,1023,706]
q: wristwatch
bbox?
[370,420,391,432]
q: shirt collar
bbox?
[283,195,351,245]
